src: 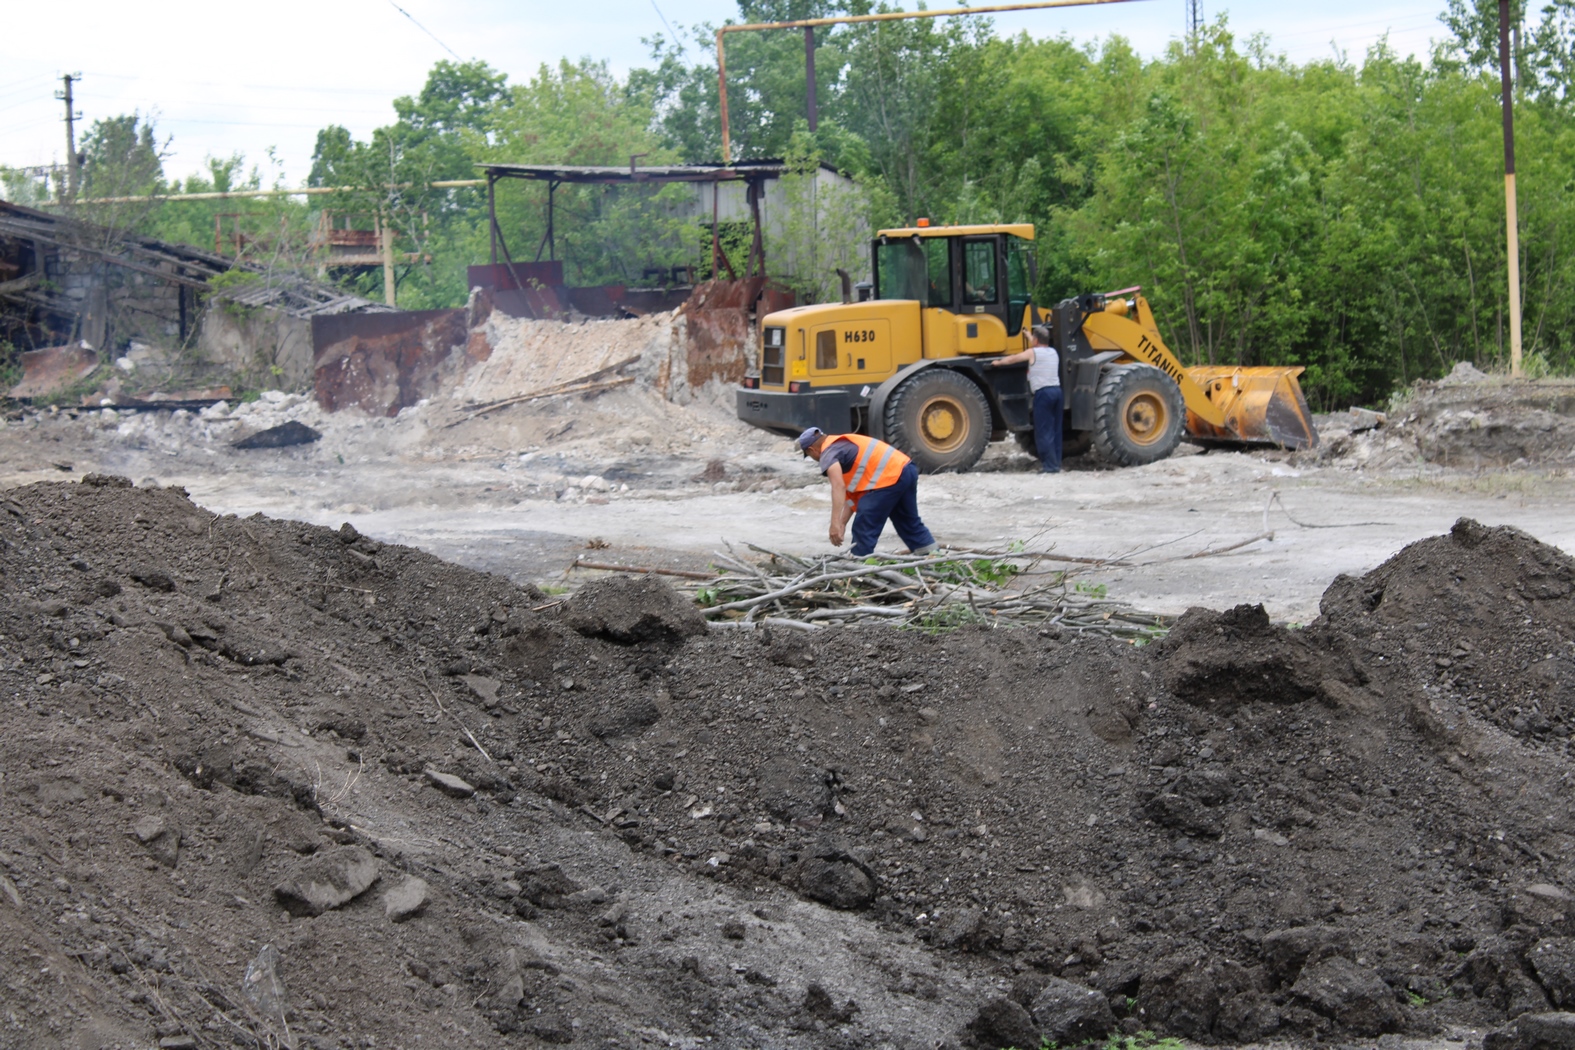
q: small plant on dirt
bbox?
[694,586,720,607]
[905,603,984,635]
[1103,1033,1185,1050]
[1074,580,1108,599]
[1407,989,1427,1007]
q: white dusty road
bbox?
[5,405,1572,624]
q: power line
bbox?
[385,0,462,60]
[649,0,686,53]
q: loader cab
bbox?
[871,223,1036,355]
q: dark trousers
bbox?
[850,463,934,556]
[1032,385,1064,473]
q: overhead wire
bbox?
[649,0,686,53]
[385,0,463,60]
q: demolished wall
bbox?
[308,278,792,418]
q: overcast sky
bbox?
[0,0,1449,188]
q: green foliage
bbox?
[0,339,20,391]
[1075,581,1108,599]
[772,123,877,300]
[1102,1033,1186,1050]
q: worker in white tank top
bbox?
[988,325,1063,472]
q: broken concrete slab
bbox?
[425,769,476,798]
[273,846,380,916]
[383,876,429,922]
[461,675,501,707]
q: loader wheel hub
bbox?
[1123,392,1169,446]
[919,396,967,451]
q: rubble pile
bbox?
[1309,364,1575,471]
[4,477,1575,1048]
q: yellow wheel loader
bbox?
[736,222,1317,472]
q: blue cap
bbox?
[796,426,824,453]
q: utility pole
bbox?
[1498,0,1522,376]
[805,26,818,133]
[1186,0,1202,47]
[54,73,82,203]
[379,212,397,307]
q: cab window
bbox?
[923,238,952,307]
[962,239,997,305]
[1005,235,1033,335]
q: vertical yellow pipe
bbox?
[1506,172,1522,376]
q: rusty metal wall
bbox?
[311,309,468,417]
[681,278,795,388]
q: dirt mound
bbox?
[1159,602,1361,712]
[1319,517,1575,746]
[5,482,1575,1048]
[564,573,708,645]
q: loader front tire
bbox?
[884,369,990,473]
[1092,364,1185,467]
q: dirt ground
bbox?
[4,362,1575,1050]
[4,379,1574,626]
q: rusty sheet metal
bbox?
[467,262,564,290]
[682,278,795,387]
[8,344,99,399]
[311,309,468,417]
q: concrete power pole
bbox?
[54,73,82,203]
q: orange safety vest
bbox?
[825,433,910,502]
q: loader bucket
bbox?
[1182,366,1319,450]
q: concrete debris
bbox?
[273,846,380,916]
[425,769,476,797]
[383,876,429,922]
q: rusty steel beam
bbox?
[716,0,1149,162]
[44,181,487,206]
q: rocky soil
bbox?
[5,476,1575,1049]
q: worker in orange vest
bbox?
[798,427,937,557]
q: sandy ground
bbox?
[4,397,1572,626]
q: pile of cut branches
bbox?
[686,544,1171,640]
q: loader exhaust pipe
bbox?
[836,268,852,304]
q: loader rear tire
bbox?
[1092,364,1185,467]
[884,369,990,473]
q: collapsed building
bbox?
[0,199,390,402]
[3,159,862,416]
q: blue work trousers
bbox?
[850,463,934,556]
[1032,385,1064,473]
